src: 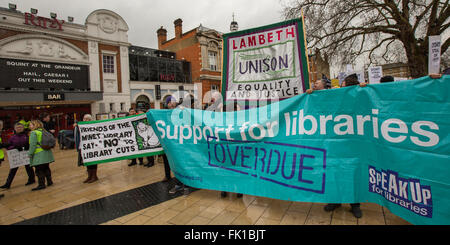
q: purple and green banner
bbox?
[221,18,310,101]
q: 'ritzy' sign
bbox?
[24,13,64,31]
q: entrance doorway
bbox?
[135,95,154,110]
[0,104,91,142]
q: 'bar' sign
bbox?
[44,92,65,101]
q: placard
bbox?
[429,35,441,74]
[222,18,310,101]
[6,149,30,168]
[368,66,383,84]
[338,72,347,86]
[355,70,365,83]
[78,114,163,165]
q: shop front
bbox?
[0,104,92,142]
[0,39,101,136]
[0,55,102,138]
[0,6,132,142]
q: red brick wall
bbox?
[160,28,222,102]
[62,38,88,55]
[0,29,24,40]
[201,80,221,101]
[161,30,201,82]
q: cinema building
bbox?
[0,5,131,132]
[129,45,195,109]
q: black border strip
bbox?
[13,179,195,225]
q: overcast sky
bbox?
[2,0,291,48]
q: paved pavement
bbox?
[0,148,411,225]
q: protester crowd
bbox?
[0,72,446,218]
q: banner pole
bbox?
[220,37,225,105]
[301,8,312,89]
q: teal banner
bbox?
[147,76,450,225]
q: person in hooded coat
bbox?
[0,123,35,189]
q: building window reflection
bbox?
[129,45,191,83]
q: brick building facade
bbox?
[157,19,222,104]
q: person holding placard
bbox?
[324,74,363,218]
[307,74,365,219]
[0,123,35,189]
[128,108,145,167]
[28,120,55,191]
[380,76,394,83]
[136,108,155,168]
[40,113,56,136]
[75,114,99,183]
[220,102,243,199]
[162,96,186,195]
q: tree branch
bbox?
[442,36,450,54]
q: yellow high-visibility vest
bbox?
[0,137,4,160]
[31,129,44,154]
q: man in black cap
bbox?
[40,113,55,135]
[160,96,189,195]
[380,76,395,83]
[307,73,364,218]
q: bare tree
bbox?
[283,0,450,77]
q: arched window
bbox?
[136,95,150,110]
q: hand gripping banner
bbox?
[147,76,450,225]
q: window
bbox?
[211,84,219,91]
[209,51,217,71]
[129,55,138,80]
[138,56,149,81]
[128,52,192,83]
[109,103,115,112]
[103,54,115,73]
[120,103,125,111]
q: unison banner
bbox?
[147,76,450,225]
[222,19,310,101]
[78,114,163,165]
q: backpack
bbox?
[40,129,56,150]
